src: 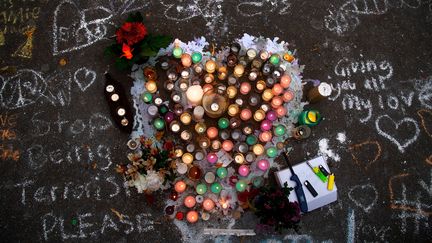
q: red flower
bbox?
[116,22,147,46]
[120,43,134,59]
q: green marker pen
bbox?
[307,161,328,182]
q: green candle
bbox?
[191,52,202,63]
[246,135,258,146]
[173,47,183,58]
[298,110,322,127]
[141,92,152,103]
[269,54,280,65]
[235,180,247,192]
[210,182,222,194]
[153,118,165,130]
[274,125,286,136]
[218,117,229,129]
[266,147,277,158]
[216,167,227,178]
[196,183,207,195]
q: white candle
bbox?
[186,85,204,106]
[177,162,188,174]
[193,106,205,120]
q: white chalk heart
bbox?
[348,184,378,213]
[375,115,420,153]
[74,67,96,91]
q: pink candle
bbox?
[240,109,252,121]
[280,75,291,88]
[238,165,250,177]
[260,120,272,131]
[272,83,283,96]
[206,127,218,140]
[266,110,277,121]
[202,198,215,211]
[174,181,187,193]
[257,159,270,171]
[202,84,213,94]
[207,153,218,164]
[259,131,272,142]
[240,82,251,95]
[186,210,199,223]
[222,140,234,152]
[282,90,294,102]
[276,106,287,117]
[184,195,196,208]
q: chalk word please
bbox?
[42,211,154,241]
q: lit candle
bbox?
[238,165,250,177]
[184,196,196,208]
[236,180,247,192]
[203,198,215,211]
[271,96,283,109]
[233,64,245,78]
[266,110,277,121]
[186,211,199,223]
[246,135,258,146]
[257,159,270,171]
[234,153,245,164]
[218,117,229,129]
[227,85,237,99]
[256,80,266,92]
[269,54,280,65]
[211,140,221,150]
[259,131,272,142]
[182,153,194,164]
[207,152,218,164]
[282,90,294,102]
[143,66,157,80]
[240,82,251,95]
[205,172,216,184]
[188,165,202,180]
[218,66,228,80]
[227,104,239,117]
[280,74,291,88]
[254,109,266,122]
[196,183,207,195]
[177,162,188,174]
[180,112,192,125]
[173,46,183,58]
[240,108,252,121]
[145,80,157,93]
[141,92,152,103]
[216,167,227,178]
[222,140,234,152]
[186,85,204,106]
[181,53,192,67]
[195,150,204,161]
[153,118,165,130]
[274,124,286,136]
[205,60,217,73]
[195,122,207,134]
[211,182,222,194]
[204,73,214,83]
[201,212,210,221]
[260,119,272,131]
[272,83,283,96]
[198,136,210,149]
[252,144,265,156]
[169,191,179,201]
[276,106,287,117]
[206,127,219,140]
[147,105,158,118]
[174,148,183,158]
[193,106,205,120]
[164,112,175,124]
[191,52,202,63]
[174,181,187,193]
[246,48,257,60]
[266,147,278,158]
[202,84,213,94]
[262,89,274,101]
[170,121,181,133]
[180,130,192,141]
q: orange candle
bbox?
[205,60,217,73]
[145,80,158,93]
[259,131,272,142]
[262,89,274,102]
[280,75,291,88]
[256,80,266,92]
[203,198,215,211]
[186,210,199,223]
[222,140,234,152]
[206,127,218,139]
[184,195,196,208]
[240,109,252,121]
[182,153,194,164]
[272,83,283,96]
[227,104,239,116]
[276,106,287,117]
[282,90,294,102]
[174,181,187,193]
[271,96,283,108]
[181,53,192,67]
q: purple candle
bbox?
[260,119,272,131]
[257,159,270,171]
[266,110,277,121]
[165,111,175,124]
[207,153,218,164]
[238,165,250,177]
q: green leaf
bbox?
[148,35,172,50]
[126,12,143,22]
[140,47,157,57]
[114,58,130,71]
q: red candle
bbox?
[206,127,219,139]
[174,181,187,193]
[184,195,197,208]
[186,210,199,223]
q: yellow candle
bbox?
[217,66,228,80]
[256,80,266,92]
[195,122,207,134]
[227,86,237,99]
[182,153,194,164]
[252,144,265,156]
[233,64,244,78]
[145,80,157,93]
[180,112,192,125]
[205,60,217,73]
[254,109,266,122]
[227,104,239,117]
[262,89,274,102]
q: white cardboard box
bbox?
[274,156,337,212]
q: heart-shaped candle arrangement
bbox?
[127,34,305,223]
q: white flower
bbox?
[132,173,148,193]
[145,170,164,192]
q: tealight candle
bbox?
[233,64,245,78]
[246,48,257,60]
[153,118,165,130]
[216,167,227,178]
[186,144,195,153]
[186,211,198,223]
[252,144,265,156]
[220,130,230,140]
[195,150,204,161]
[204,73,214,83]
[206,127,218,139]
[191,52,202,63]
[262,89,274,101]
[271,96,283,108]
[227,85,238,99]
[188,165,202,180]
[141,92,152,103]
[170,121,181,133]
[180,130,192,141]
[182,153,194,164]
[256,80,266,92]
[180,112,192,125]
[280,75,291,88]
[174,104,184,116]
[245,152,256,163]
[205,172,216,183]
[238,165,250,177]
[260,50,269,60]
[177,162,188,174]
[261,119,272,131]
[259,131,272,142]
[269,54,280,65]
[254,109,266,122]
[222,140,234,152]
[211,140,221,150]
[202,84,213,94]
[257,159,270,171]
[173,46,183,58]
[266,110,277,121]
[242,125,253,135]
[218,117,229,129]
[211,182,222,194]
[272,83,283,96]
[218,66,228,80]
[174,181,187,193]
[282,90,294,102]
[240,82,251,95]
[205,60,217,73]
[276,106,287,117]
[181,53,192,67]
[174,148,184,158]
[198,136,210,149]
[207,153,218,164]
[227,104,239,116]
[147,105,158,117]
[193,106,205,120]
[169,191,179,201]
[186,85,204,106]
[195,122,207,134]
[274,124,286,136]
[201,212,210,221]
[240,109,252,121]
[193,63,204,74]
[145,80,157,93]
[236,180,247,192]
[196,183,207,195]
[266,147,278,158]
[203,198,215,211]
[234,153,245,164]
